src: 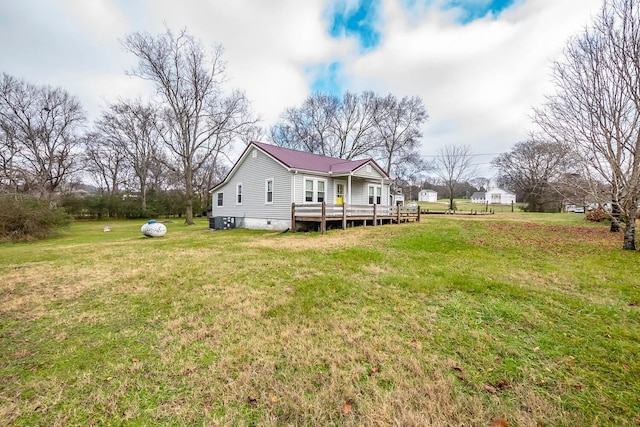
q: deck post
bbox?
[396,205,401,224]
[321,201,326,234]
[373,204,377,226]
[291,203,296,233]
[342,203,347,230]
[417,206,421,222]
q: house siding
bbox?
[485,189,516,205]
[352,163,384,180]
[211,147,292,221]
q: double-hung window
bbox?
[236,183,243,205]
[265,179,274,204]
[304,178,327,203]
[368,185,382,205]
[217,192,224,207]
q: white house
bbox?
[471,189,516,205]
[209,141,392,230]
[418,189,438,202]
[471,191,486,204]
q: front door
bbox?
[335,181,345,204]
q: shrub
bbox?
[0,193,71,242]
[585,206,609,222]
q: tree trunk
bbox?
[622,206,637,250]
[610,198,621,232]
[184,167,195,225]
[141,183,147,215]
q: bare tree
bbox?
[374,94,428,175]
[0,122,21,193]
[271,91,428,176]
[0,73,86,199]
[434,144,478,210]
[83,131,129,195]
[534,0,640,249]
[95,100,161,213]
[123,28,258,224]
[271,91,378,159]
[492,138,574,212]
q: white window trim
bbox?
[265,178,274,204]
[236,183,243,205]
[368,184,382,205]
[217,192,224,207]
[303,177,328,203]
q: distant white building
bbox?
[471,191,486,204]
[418,189,438,202]
[471,188,516,205]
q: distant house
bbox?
[471,191,486,204]
[471,188,516,205]
[418,189,438,202]
[209,141,391,230]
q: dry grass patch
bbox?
[0,217,639,426]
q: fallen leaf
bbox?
[489,418,509,427]
[484,384,497,394]
[341,400,353,415]
[495,380,511,391]
[270,395,278,403]
[537,421,546,427]
[574,385,583,391]
[369,367,380,376]
[132,358,140,363]
[247,396,258,406]
[88,420,98,426]
[105,377,113,382]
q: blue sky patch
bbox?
[308,61,343,95]
[402,0,517,23]
[327,0,382,51]
[442,0,516,23]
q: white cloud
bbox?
[346,0,602,172]
[0,0,604,175]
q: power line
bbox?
[420,152,504,158]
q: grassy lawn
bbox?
[415,198,526,214]
[1,214,639,426]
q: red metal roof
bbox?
[252,141,386,176]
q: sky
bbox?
[0,0,603,177]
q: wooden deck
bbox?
[291,202,420,234]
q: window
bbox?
[217,192,223,207]
[368,185,382,205]
[265,179,273,203]
[252,149,257,158]
[304,178,327,203]
[305,179,314,202]
[236,183,242,205]
[317,181,325,202]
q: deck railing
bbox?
[291,202,420,234]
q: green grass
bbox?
[1,215,639,426]
[415,198,525,213]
